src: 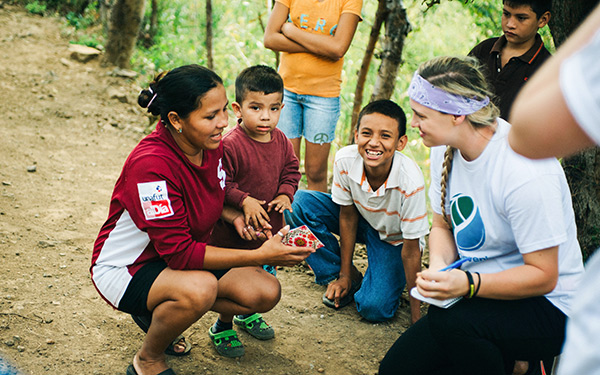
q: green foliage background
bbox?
[22,0,554,191]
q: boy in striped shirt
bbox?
[285,100,429,323]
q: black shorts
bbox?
[118,260,231,316]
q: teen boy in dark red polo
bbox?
[469,0,551,119]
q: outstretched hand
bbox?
[267,194,292,214]
[256,225,315,267]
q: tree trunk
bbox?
[99,0,112,37]
[549,0,598,45]
[103,0,146,68]
[206,0,214,70]
[562,151,600,260]
[139,0,158,48]
[370,0,410,101]
[347,0,388,144]
[148,0,158,42]
[549,0,600,260]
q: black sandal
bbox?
[131,314,192,356]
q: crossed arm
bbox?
[263,2,360,61]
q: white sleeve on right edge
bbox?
[560,28,600,146]
[557,252,600,375]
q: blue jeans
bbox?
[284,190,407,321]
[277,89,340,145]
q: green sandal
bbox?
[233,313,275,340]
[208,328,245,358]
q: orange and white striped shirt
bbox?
[332,145,429,245]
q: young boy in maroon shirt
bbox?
[208,65,300,357]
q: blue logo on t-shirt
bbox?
[450,193,485,251]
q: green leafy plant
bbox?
[25,1,47,15]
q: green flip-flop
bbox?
[233,313,275,340]
[208,328,245,358]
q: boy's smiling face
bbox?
[501,3,549,47]
[232,90,284,142]
[355,112,407,178]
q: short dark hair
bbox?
[138,64,223,128]
[357,100,407,137]
[503,0,551,19]
[235,65,283,104]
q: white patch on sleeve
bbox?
[137,180,175,220]
[217,158,226,190]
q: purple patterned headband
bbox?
[408,72,489,115]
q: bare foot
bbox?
[170,337,188,354]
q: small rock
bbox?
[107,87,129,103]
[68,44,101,63]
[4,340,14,347]
[317,368,325,373]
[59,58,73,68]
[26,165,37,173]
[110,68,137,78]
[16,346,24,352]
[2,181,11,186]
[46,339,55,345]
[38,240,58,248]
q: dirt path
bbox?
[0,5,413,374]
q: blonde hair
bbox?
[417,56,500,228]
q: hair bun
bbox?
[138,88,154,109]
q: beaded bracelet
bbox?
[464,270,475,298]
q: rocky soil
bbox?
[0,5,416,374]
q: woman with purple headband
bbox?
[378,56,584,375]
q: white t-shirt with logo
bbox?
[429,118,583,315]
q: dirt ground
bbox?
[0,5,417,374]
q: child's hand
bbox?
[267,194,292,213]
[242,196,271,230]
[233,214,273,242]
[324,275,352,308]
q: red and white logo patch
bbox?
[137,181,174,220]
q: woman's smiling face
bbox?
[409,99,455,148]
[177,84,229,152]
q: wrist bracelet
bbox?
[473,272,481,297]
[464,270,475,298]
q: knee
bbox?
[305,163,327,183]
[180,272,218,313]
[252,277,282,313]
[355,296,395,322]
